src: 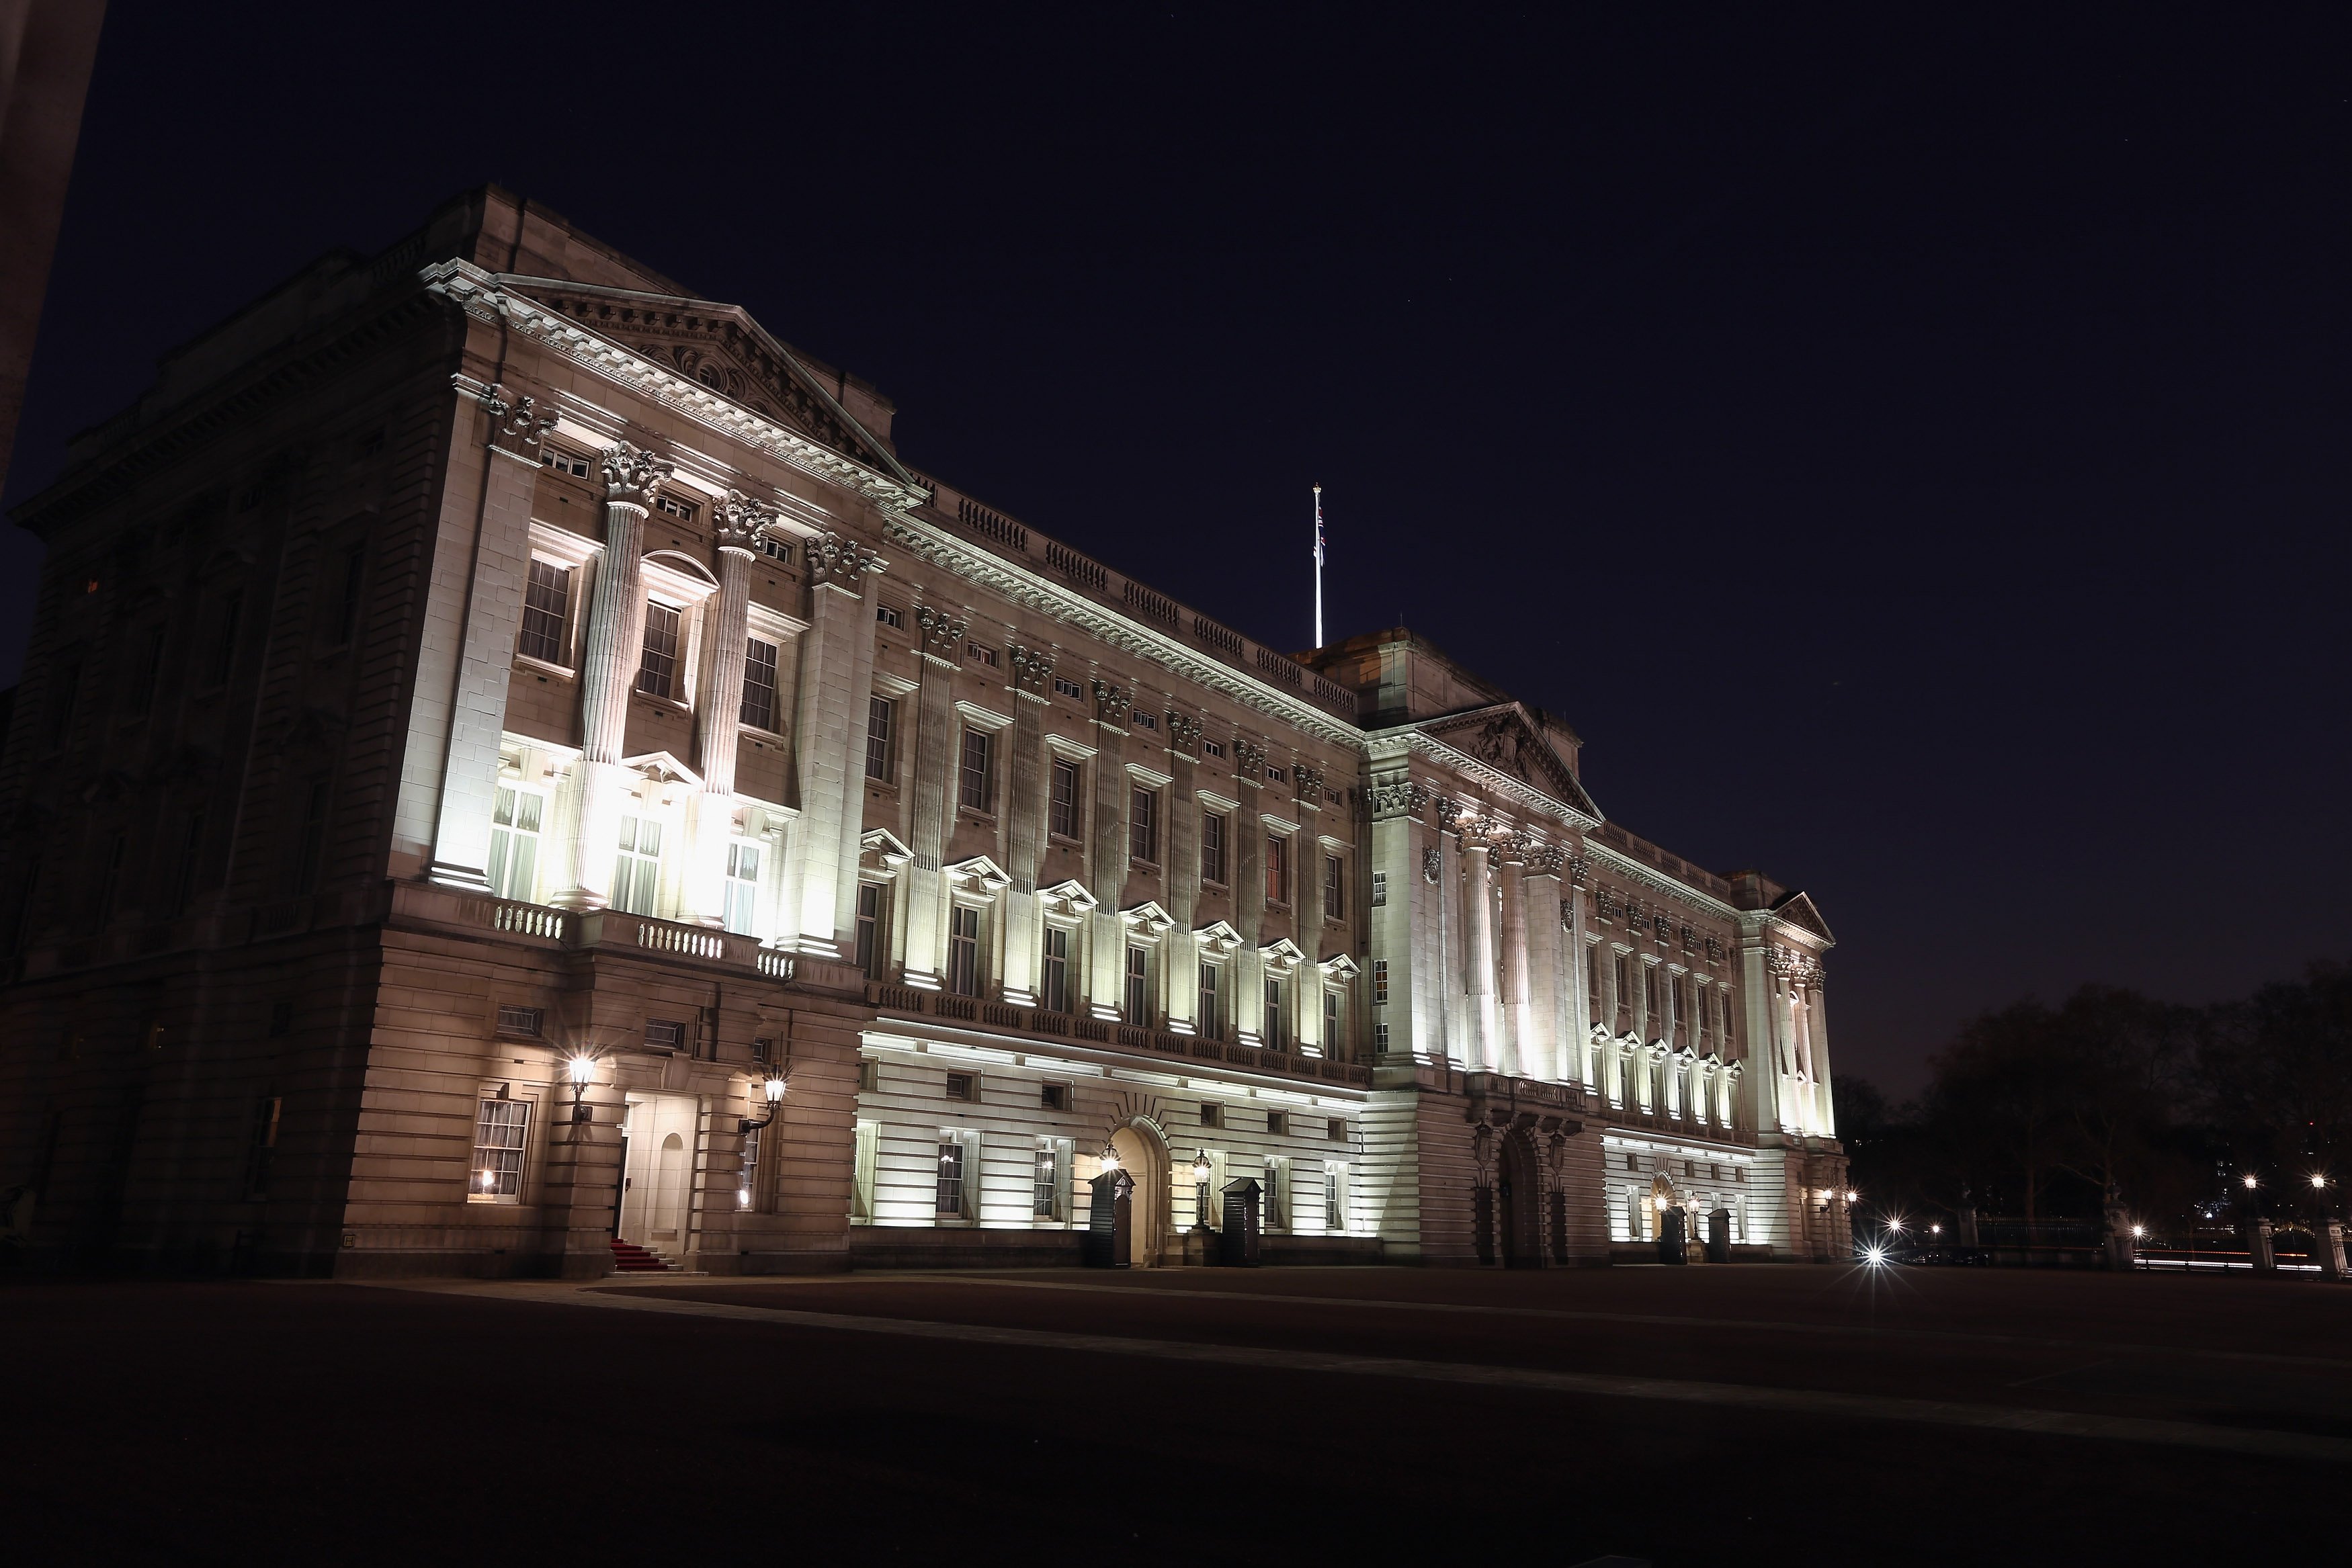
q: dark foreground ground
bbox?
[7,1262,2349,1565]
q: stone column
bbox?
[900,601,967,986]
[1163,710,1202,1030]
[427,385,555,891]
[1565,857,1593,1088]
[681,492,764,926]
[1000,644,1054,1004]
[1368,770,1425,1064]
[1462,832,1497,1072]
[787,531,883,953]
[553,441,670,910]
[1497,838,1531,1076]
[1806,971,1836,1137]
[1086,679,1134,1017]
[1232,739,1267,1040]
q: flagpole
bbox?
[1312,484,1325,648]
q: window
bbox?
[1322,853,1343,920]
[489,785,543,902]
[1130,709,1157,730]
[1202,739,1225,759]
[125,625,165,720]
[1376,1022,1390,1052]
[1264,977,1286,1050]
[1327,1117,1347,1142]
[876,603,902,629]
[757,534,791,565]
[613,815,662,916]
[722,840,761,935]
[1325,1160,1349,1231]
[855,883,884,977]
[857,1061,879,1093]
[1129,786,1158,863]
[1040,1083,1070,1111]
[851,1122,878,1221]
[519,560,571,663]
[741,638,780,730]
[1197,963,1220,1041]
[328,544,367,646]
[1041,925,1072,1012]
[865,696,896,781]
[967,642,997,667]
[1643,963,1661,1030]
[1374,959,1389,1005]
[1124,944,1150,1023]
[1614,953,1633,1029]
[1588,951,1603,1019]
[655,494,696,521]
[644,1018,687,1051]
[1371,869,1386,908]
[1053,674,1084,701]
[1034,1141,1062,1218]
[738,1125,760,1209]
[947,905,982,996]
[495,1004,543,1038]
[935,1136,966,1215]
[1200,1102,1223,1129]
[1265,765,1287,783]
[470,1098,530,1201]
[1264,1157,1289,1228]
[1050,758,1081,839]
[1200,811,1226,884]
[543,447,592,478]
[945,1072,978,1102]
[1265,835,1288,904]
[636,603,681,697]
[958,728,995,812]
[1322,989,1342,1049]
[206,590,243,687]
[292,781,329,892]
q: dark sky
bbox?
[5,4,2347,1095]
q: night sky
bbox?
[4,5,2345,1094]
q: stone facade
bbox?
[0,187,1847,1276]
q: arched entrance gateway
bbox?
[1495,1129,1544,1266]
[1106,1121,1169,1267]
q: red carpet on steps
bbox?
[608,1239,675,1272]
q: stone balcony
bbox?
[864,980,1376,1090]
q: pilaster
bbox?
[786,531,883,954]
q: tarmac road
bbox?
[4,1262,2341,1565]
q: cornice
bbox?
[1584,840,1740,922]
[880,513,1359,747]
[420,260,929,516]
[1372,726,1603,832]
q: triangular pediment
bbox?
[859,827,913,867]
[1419,703,1601,821]
[943,854,1011,894]
[1261,937,1308,969]
[503,279,901,476]
[1038,877,1099,915]
[1193,919,1243,954]
[1120,899,1176,934]
[1318,952,1361,979]
[621,750,702,788]
[1771,890,1835,945]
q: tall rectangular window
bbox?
[613,815,662,916]
[722,840,761,935]
[935,1135,966,1215]
[1588,949,1603,1020]
[1322,853,1343,921]
[331,543,368,646]
[1722,989,1736,1045]
[851,1121,878,1221]
[1034,1141,1062,1219]
[1264,976,1286,1050]
[958,729,994,812]
[519,560,571,662]
[864,696,895,781]
[738,1126,760,1209]
[1264,1158,1288,1230]
[1614,953,1632,1031]
[1643,963,1661,1032]
[292,781,329,892]
[1324,1161,1349,1232]
[1200,811,1226,884]
[488,785,543,902]
[855,883,883,977]
[470,1098,530,1201]
[1322,989,1342,1051]
[1129,787,1157,863]
[1374,959,1389,1005]
[1197,962,1220,1040]
[1265,835,1287,905]
[1370,870,1386,908]
[128,626,166,718]
[1124,944,1150,1023]
[636,603,681,697]
[1049,758,1081,838]
[947,905,981,996]
[207,590,243,687]
[1041,925,1072,1013]
[740,638,780,730]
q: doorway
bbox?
[1496,1131,1542,1266]
[1107,1123,1166,1266]
[619,1094,700,1254]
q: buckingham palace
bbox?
[0,187,1848,1276]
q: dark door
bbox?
[610,1133,629,1237]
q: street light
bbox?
[737,1065,788,1136]
[2242,1174,2260,1190]
[567,1054,597,1123]
[1100,1144,1121,1173]
[1192,1149,1214,1231]
[2312,1174,2329,1190]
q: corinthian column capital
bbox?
[712,489,774,555]
[600,441,672,507]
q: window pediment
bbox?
[943,854,1011,899]
[1193,920,1243,957]
[1261,937,1308,972]
[1038,877,1098,919]
[621,750,702,789]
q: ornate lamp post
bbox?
[737,1065,788,1136]
[1192,1149,1214,1230]
[566,1053,597,1124]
